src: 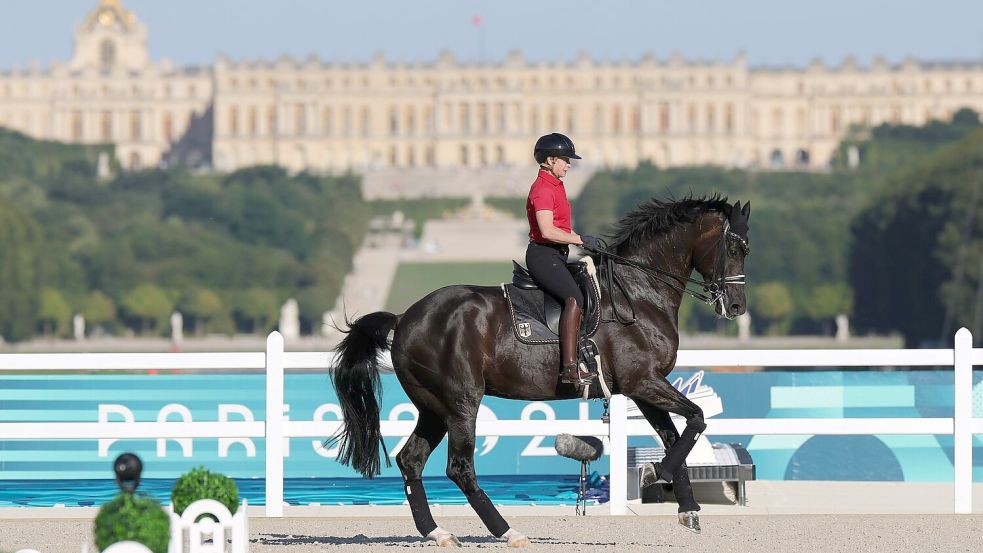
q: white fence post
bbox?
[954,328,972,514]
[265,331,285,517]
[608,394,628,515]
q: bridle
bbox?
[594,219,749,324]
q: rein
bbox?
[593,221,748,325]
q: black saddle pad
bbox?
[502,261,601,345]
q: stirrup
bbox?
[560,363,594,385]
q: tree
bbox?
[801,283,854,335]
[849,129,983,346]
[751,281,794,334]
[81,291,116,330]
[38,288,71,337]
[180,287,224,335]
[235,288,279,334]
[0,200,41,342]
[121,283,173,335]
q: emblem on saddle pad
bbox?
[517,323,532,338]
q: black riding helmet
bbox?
[534,133,582,164]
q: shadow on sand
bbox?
[254,533,622,547]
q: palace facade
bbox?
[2,0,983,173]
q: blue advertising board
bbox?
[1,370,981,485]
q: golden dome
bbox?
[84,0,136,31]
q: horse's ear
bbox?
[731,201,742,222]
[742,201,751,219]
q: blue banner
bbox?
[0,370,980,482]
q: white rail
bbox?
[0,328,978,516]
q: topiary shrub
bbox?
[171,466,239,518]
[93,493,170,553]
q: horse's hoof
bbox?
[503,528,530,548]
[641,462,670,487]
[678,511,701,534]
[508,536,530,548]
[428,527,461,547]
[439,536,462,548]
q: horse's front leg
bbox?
[625,372,705,531]
[629,399,702,533]
[445,413,530,548]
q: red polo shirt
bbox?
[526,170,572,243]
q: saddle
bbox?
[501,258,601,345]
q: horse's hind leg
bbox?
[396,410,454,546]
[631,400,702,533]
[445,415,530,548]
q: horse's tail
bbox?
[328,311,398,479]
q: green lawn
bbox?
[384,262,513,313]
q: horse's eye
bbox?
[728,247,737,257]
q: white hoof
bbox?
[428,527,461,547]
[503,528,530,548]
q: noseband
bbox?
[693,220,749,318]
[594,220,749,324]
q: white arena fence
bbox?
[0,328,979,516]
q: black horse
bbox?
[330,196,751,547]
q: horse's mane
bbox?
[607,193,731,251]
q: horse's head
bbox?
[692,200,751,319]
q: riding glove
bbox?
[581,235,602,251]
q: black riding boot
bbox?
[559,298,592,384]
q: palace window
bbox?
[706,104,716,132]
[460,103,471,133]
[724,104,734,134]
[100,39,116,68]
[496,145,505,164]
[267,106,278,136]
[130,111,141,140]
[248,106,258,136]
[860,107,871,126]
[229,107,239,136]
[360,107,371,137]
[406,107,416,135]
[771,108,784,136]
[659,103,670,133]
[460,144,469,165]
[424,106,434,133]
[101,111,113,141]
[162,112,173,142]
[295,105,307,135]
[390,108,399,136]
[322,107,333,136]
[612,106,622,133]
[890,106,902,124]
[478,104,488,134]
[71,111,83,141]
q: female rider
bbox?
[525,133,599,385]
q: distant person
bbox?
[525,133,599,386]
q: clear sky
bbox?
[2,0,983,69]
